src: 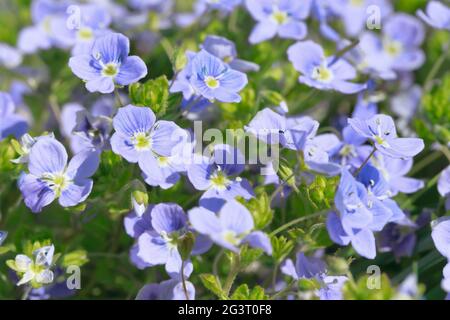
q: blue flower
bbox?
[136,203,193,277]
[201,35,259,72]
[417,1,450,30]
[136,279,195,300]
[188,200,272,254]
[18,137,99,213]
[287,40,366,94]
[357,14,425,75]
[327,170,376,259]
[0,92,28,141]
[51,4,112,55]
[348,114,424,159]
[127,203,211,271]
[139,131,192,189]
[0,231,7,246]
[431,217,450,293]
[189,50,248,103]
[359,147,424,196]
[245,0,311,44]
[110,105,185,164]
[281,252,326,280]
[281,251,348,300]
[328,0,393,37]
[438,166,450,210]
[69,33,147,93]
[17,0,69,53]
[0,43,23,69]
[245,107,341,176]
[187,144,254,211]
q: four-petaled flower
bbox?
[69,33,147,93]
[19,137,99,213]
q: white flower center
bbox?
[41,172,71,197]
[77,27,94,41]
[132,132,152,151]
[101,62,119,77]
[312,64,334,83]
[271,8,288,25]
[204,76,220,89]
[384,40,403,57]
[222,230,240,246]
[210,170,230,191]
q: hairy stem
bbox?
[223,253,241,298]
[270,209,329,237]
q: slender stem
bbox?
[223,253,241,297]
[270,172,296,203]
[353,147,376,177]
[270,210,329,237]
[271,262,280,292]
[21,285,32,300]
[270,280,295,300]
[114,87,124,107]
[213,249,224,277]
[168,70,180,92]
[180,260,190,300]
[173,95,203,120]
[329,39,360,66]
[440,146,450,162]
[409,151,442,175]
[424,42,450,92]
[49,95,62,127]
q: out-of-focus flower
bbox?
[288,40,366,94]
[0,92,28,141]
[201,35,259,72]
[188,200,272,254]
[246,0,311,44]
[417,1,450,30]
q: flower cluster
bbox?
[0,0,449,301]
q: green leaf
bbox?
[230,284,250,299]
[199,274,226,299]
[343,273,395,300]
[239,245,263,268]
[242,192,273,229]
[62,250,89,267]
[231,284,268,300]
[259,90,285,106]
[271,236,294,263]
[129,76,170,117]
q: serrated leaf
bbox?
[239,245,263,268]
[129,76,170,117]
[243,192,274,229]
[199,273,225,299]
[231,285,268,300]
[271,236,294,263]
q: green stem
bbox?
[181,260,190,300]
[213,249,224,277]
[409,151,442,175]
[424,42,450,92]
[330,39,360,64]
[21,286,32,300]
[223,253,241,297]
[114,87,124,107]
[270,209,329,237]
[270,280,295,300]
